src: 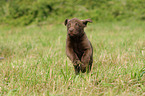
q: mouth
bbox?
[68,33,74,36]
[68,31,75,37]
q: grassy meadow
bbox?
[0,21,145,95]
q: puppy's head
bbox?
[64,18,92,37]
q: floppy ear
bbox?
[64,19,69,26]
[82,19,92,26]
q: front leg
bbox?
[81,49,93,73]
[66,46,81,74]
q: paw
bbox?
[73,60,82,66]
[76,60,82,65]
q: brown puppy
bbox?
[65,18,93,74]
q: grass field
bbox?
[0,21,145,96]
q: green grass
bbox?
[0,21,145,96]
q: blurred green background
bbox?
[0,0,145,26]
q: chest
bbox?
[72,42,85,54]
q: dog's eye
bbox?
[75,23,79,26]
[68,23,71,27]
